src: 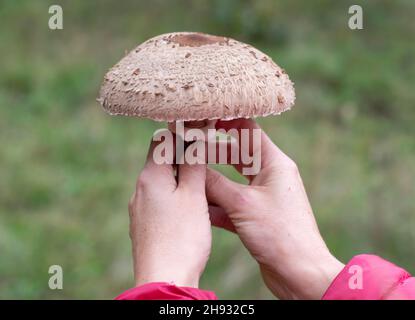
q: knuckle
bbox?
[232,187,256,209]
[282,157,299,173]
[136,171,151,191]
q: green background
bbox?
[1,0,414,299]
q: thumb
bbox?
[177,141,207,192]
[205,168,244,212]
[178,162,206,192]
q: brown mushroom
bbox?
[98,32,295,139]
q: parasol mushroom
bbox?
[98,31,295,141]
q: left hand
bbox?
[206,119,343,299]
[128,138,211,288]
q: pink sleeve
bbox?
[322,254,415,300]
[115,282,218,300]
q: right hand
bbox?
[206,119,344,300]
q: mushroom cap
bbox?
[98,32,295,122]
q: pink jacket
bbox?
[116,255,415,300]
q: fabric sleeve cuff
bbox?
[322,254,411,300]
[115,282,218,300]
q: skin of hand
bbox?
[128,138,211,288]
[207,119,345,300]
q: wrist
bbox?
[262,249,344,300]
[298,253,344,299]
[134,264,200,289]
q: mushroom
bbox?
[98,32,295,140]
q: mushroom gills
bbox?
[168,119,217,141]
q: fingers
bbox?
[207,139,253,181]
[145,129,175,167]
[139,137,177,188]
[215,118,293,172]
[205,167,244,212]
[177,141,206,192]
[177,162,206,192]
[208,205,236,233]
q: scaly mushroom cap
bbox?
[98,32,295,122]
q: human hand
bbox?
[128,138,211,288]
[207,119,344,299]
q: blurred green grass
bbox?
[0,0,414,299]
